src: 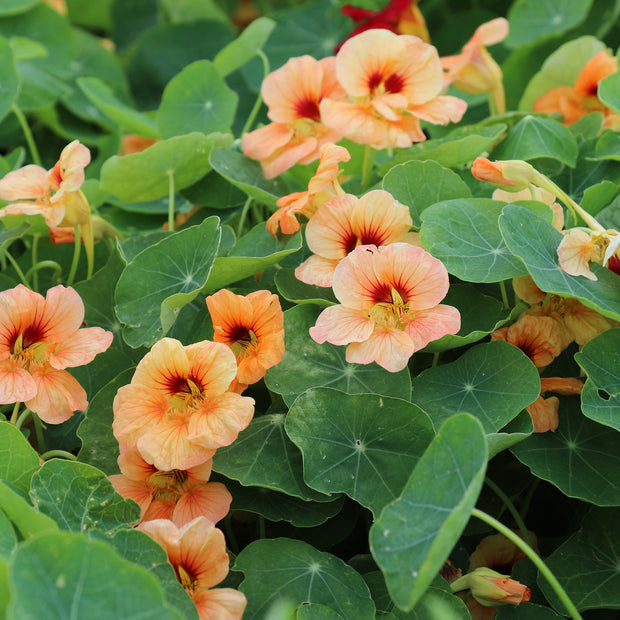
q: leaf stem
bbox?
[471,508,583,620]
[361,145,375,190]
[15,408,32,430]
[31,234,40,292]
[499,280,509,309]
[66,225,81,286]
[167,170,175,232]
[12,104,41,166]
[25,260,63,286]
[32,412,46,454]
[9,402,21,425]
[237,196,253,238]
[241,50,270,136]
[40,449,77,461]
[4,249,30,287]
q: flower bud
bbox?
[451,567,531,607]
[471,157,536,192]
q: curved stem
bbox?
[361,145,376,191]
[66,225,82,286]
[167,171,175,232]
[471,508,583,620]
[15,408,32,430]
[4,250,30,287]
[31,412,46,454]
[241,50,270,136]
[499,280,510,309]
[483,477,532,549]
[12,105,41,166]
[40,449,77,461]
[237,197,253,238]
[31,234,40,292]
[9,402,21,425]
[25,260,63,285]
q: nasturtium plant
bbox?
[0,1,618,618]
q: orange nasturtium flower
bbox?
[310,243,460,372]
[320,29,467,149]
[266,142,350,237]
[138,517,247,620]
[242,55,346,179]
[0,284,113,424]
[206,289,285,394]
[112,338,255,471]
[295,189,418,287]
[109,446,232,527]
[526,377,584,433]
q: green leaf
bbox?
[205,223,302,292]
[506,0,593,48]
[0,38,19,123]
[579,179,619,216]
[0,421,40,493]
[496,603,564,619]
[598,66,620,115]
[8,531,183,620]
[499,204,620,321]
[411,341,541,434]
[491,116,578,167]
[275,267,338,307]
[209,147,288,208]
[538,507,620,613]
[115,217,221,348]
[77,368,136,475]
[29,460,140,533]
[213,17,275,77]
[420,199,529,283]
[382,160,472,228]
[77,76,158,138]
[235,538,376,620]
[285,389,435,515]
[575,328,620,430]
[265,305,411,407]
[512,398,620,506]
[592,129,620,161]
[159,0,227,23]
[157,60,238,139]
[486,410,534,460]
[0,0,39,16]
[0,480,58,540]
[370,414,487,611]
[101,133,232,203]
[297,604,345,619]
[0,509,17,560]
[213,414,332,502]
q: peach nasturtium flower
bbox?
[557,227,620,280]
[320,29,467,149]
[0,284,113,424]
[138,517,247,620]
[310,243,460,372]
[109,446,232,527]
[266,142,350,237]
[242,55,346,179]
[112,338,255,471]
[295,189,418,287]
[206,289,285,393]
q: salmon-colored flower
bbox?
[471,157,537,192]
[242,56,346,179]
[557,228,620,280]
[526,377,584,433]
[112,338,255,471]
[0,284,112,424]
[310,243,460,372]
[320,29,466,149]
[109,446,231,527]
[533,51,620,128]
[266,142,350,237]
[138,517,247,620]
[206,290,285,394]
[295,189,418,287]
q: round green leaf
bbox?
[0,38,19,123]
[499,204,620,321]
[285,389,435,515]
[235,538,376,620]
[420,198,529,283]
[411,340,541,433]
[8,531,183,620]
[297,603,345,619]
[0,421,40,493]
[369,414,487,611]
[0,480,58,541]
[0,510,17,560]
[264,305,411,407]
[275,267,338,307]
[0,0,39,16]
[599,67,620,115]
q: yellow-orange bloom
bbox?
[0,284,113,424]
[206,289,285,393]
[138,517,247,620]
[112,338,255,471]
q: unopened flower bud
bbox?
[451,567,531,607]
[471,157,536,192]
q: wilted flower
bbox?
[557,227,620,280]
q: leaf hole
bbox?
[598,389,611,401]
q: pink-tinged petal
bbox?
[173,482,232,527]
[185,341,239,397]
[309,305,374,346]
[242,123,293,162]
[409,95,467,125]
[320,99,387,146]
[0,358,37,403]
[39,285,86,342]
[261,135,319,179]
[346,328,414,373]
[187,459,214,484]
[117,445,158,481]
[0,165,48,201]
[295,255,339,287]
[558,229,599,280]
[194,588,247,620]
[142,498,175,523]
[109,474,152,515]
[132,338,191,393]
[404,304,461,351]
[308,142,351,193]
[475,17,510,46]
[26,366,88,424]
[305,193,357,259]
[48,326,113,369]
[53,140,90,192]
[351,190,413,244]
[112,385,169,445]
[0,285,43,354]
[0,200,61,226]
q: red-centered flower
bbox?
[242,55,346,179]
[310,243,460,372]
[206,289,285,393]
[0,284,112,424]
[138,518,247,620]
[112,338,255,471]
[295,189,418,287]
[320,29,466,149]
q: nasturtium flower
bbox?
[320,29,466,149]
[242,55,346,179]
[310,243,460,372]
[557,227,620,280]
[0,284,113,424]
[113,338,255,471]
[526,377,584,433]
[138,517,247,620]
[295,189,418,287]
[206,289,285,393]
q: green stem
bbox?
[432,352,440,368]
[167,171,175,232]
[471,508,583,620]
[258,515,266,539]
[32,412,46,454]
[361,145,376,191]
[12,105,41,166]
[66,225,81,286]
[4,250,30,287]
[499,280,510,309]
[40,449,77,461]
[31,235,40,292]
[483,477,533,549]
[241,50,270,135]
[224,514,240,556]
[15,408,32,431]
[519,478,540,521]
[25,260,63,285]
[237,197,253,238]
[9,402,21,425]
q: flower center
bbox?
[367,71,404,95]
[229,327,259,357]
[177,565,197,592]
[295,97,321,122]
[10,329,49,365]
[369,286,413,329]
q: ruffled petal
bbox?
[309,305,374,346]
[49,326,113,369]
[345,328,414,373]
